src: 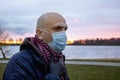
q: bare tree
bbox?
[19,38,23,44]
[9,38,14,44]
[0,29,9,59]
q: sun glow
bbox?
[0,39,23,44]
[67,40,74,44]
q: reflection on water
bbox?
[0,45,120,59]
[0,46,19,58]
[63,46,120,59]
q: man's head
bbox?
[36,12,68,43]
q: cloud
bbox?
[0,0,120,40]
[0,15,37,34]
[1,30,35,40]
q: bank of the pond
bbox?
[1,58,120,63]
[66,58,120,62]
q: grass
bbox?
[1,58,120,62]
[0,63,6,80]
[67,64,120,80]
[0,58,10,60]
[0,63,120,80]
[66,59,120,62]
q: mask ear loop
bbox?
[39,29,53,43]
[38,35,43,39]
[41,29,52,35]
[37,29,43,40]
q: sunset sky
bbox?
[0,0,120,41]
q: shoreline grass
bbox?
[0,63,120,80]
[1,58,120,62]
[0,58,10,60]
[66,58,120,62]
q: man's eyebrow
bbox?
[53,25,63,28]
[53,25,68,30]
[53,26,61,28]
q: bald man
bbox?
[3,12,69,80]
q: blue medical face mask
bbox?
[49,31,67,53]
[42,30,67,53]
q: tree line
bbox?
[71,38,120,45]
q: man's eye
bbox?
[54,27,61,30]
[57,27,61,29]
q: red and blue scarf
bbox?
[29,35,62,64]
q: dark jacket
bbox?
[3,38,69,80]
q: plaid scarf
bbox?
[28,35,69,80]
[29,35,62,64]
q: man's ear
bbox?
[36,28,42,35]
[36,28,43,39]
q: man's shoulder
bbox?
[9,49,32,64]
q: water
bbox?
[63,46,120,59]
[0,46,19,58]
[0,45,120,59]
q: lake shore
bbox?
[1,58,120,62]
[1,46,120,59]
[66,58,120,62]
